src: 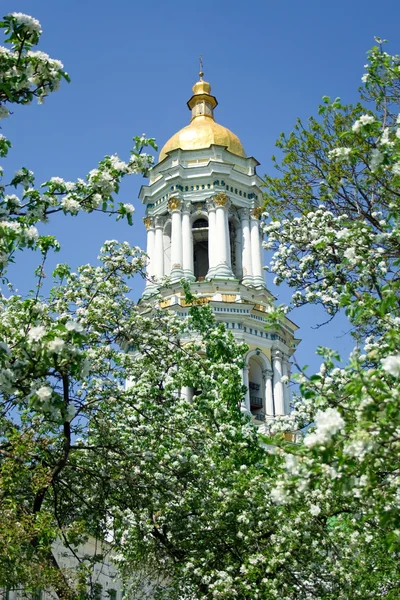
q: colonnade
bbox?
[182,348,291,420]
[241,349,291,417]
[143,195,265,288]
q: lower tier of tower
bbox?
[141,280,300,426]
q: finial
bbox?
[199,55,204,80]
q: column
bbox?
[168,197,184,281]
[250,207,265,288]
[143,217,154,275]
[182,202,195,281]
[206,200,216,278]
[273,349,285,416]
[234,223,242,279]
[181,386,194,403]
[153,217,164,280]
[282,357,291,415]
[163,228,171,276]
[263,369,274,417]
[143,217,158,295]
[240,208,253,286]
[242,366,251,413]
[213,193,234,279]
[224,206,232,269]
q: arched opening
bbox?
[248,355,265,418]
[229,218,242,279]
[193,217,209,281]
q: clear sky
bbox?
[3,0,399,373]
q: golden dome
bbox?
[192,79,211,95]
[159,73,246,162]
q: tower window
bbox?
[248,356,265,417]
[193,219,208,229]
[193,218,209,281]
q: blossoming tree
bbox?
[258,37,400,599]
[2,11,400,600]
[107,39,400,600]
[0,12,258,600]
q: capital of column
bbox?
[239,207,250,220]
[262,368,273,380]
[154,215,165,229]
[272,348,283,362]
[250,206,263,220]
[214,192,229,207]
[182,200,192,214]
[143,216,154,230]
[206,198,216,212]
[168,196,181,213]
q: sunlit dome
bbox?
[159,72,246,162]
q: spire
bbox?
[187,58,218,121]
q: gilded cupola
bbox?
[159,68,246,162]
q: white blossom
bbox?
[379,127,394,147]
[304,408,345,447]
[65,320,84,333]
[392,163,400,176]
[369,148,384,171]
[61,196,80,214]
[381,354,400,377]
[328,147,351,160]
[50,177,65,185]
[352,114,375,132]
[123,203,135,214]
[110,155,129,172]
[47,338,65,354]
[309,504,321,516]
[9,12,42,34]
[5,195,21,209]
[343,247,357,261]
[36,386,52,401]
[28,325,46,342]
[25,226,39,241]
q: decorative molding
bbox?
[262,369,273,380]
[251,206,263,219]
[272,348,283,361]
[206,198,216,212]
[154,216,165,228]
[168,196,181,211]
[143,217,153,229]
[182,200,192,213]
[214,192,229,206]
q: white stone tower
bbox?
[139,70,299,423]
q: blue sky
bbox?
[3,0,399,372]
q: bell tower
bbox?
[139,71,299,423]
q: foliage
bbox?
[2,11,400,600]
[259,37,400,598]
[0,11,159,597]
